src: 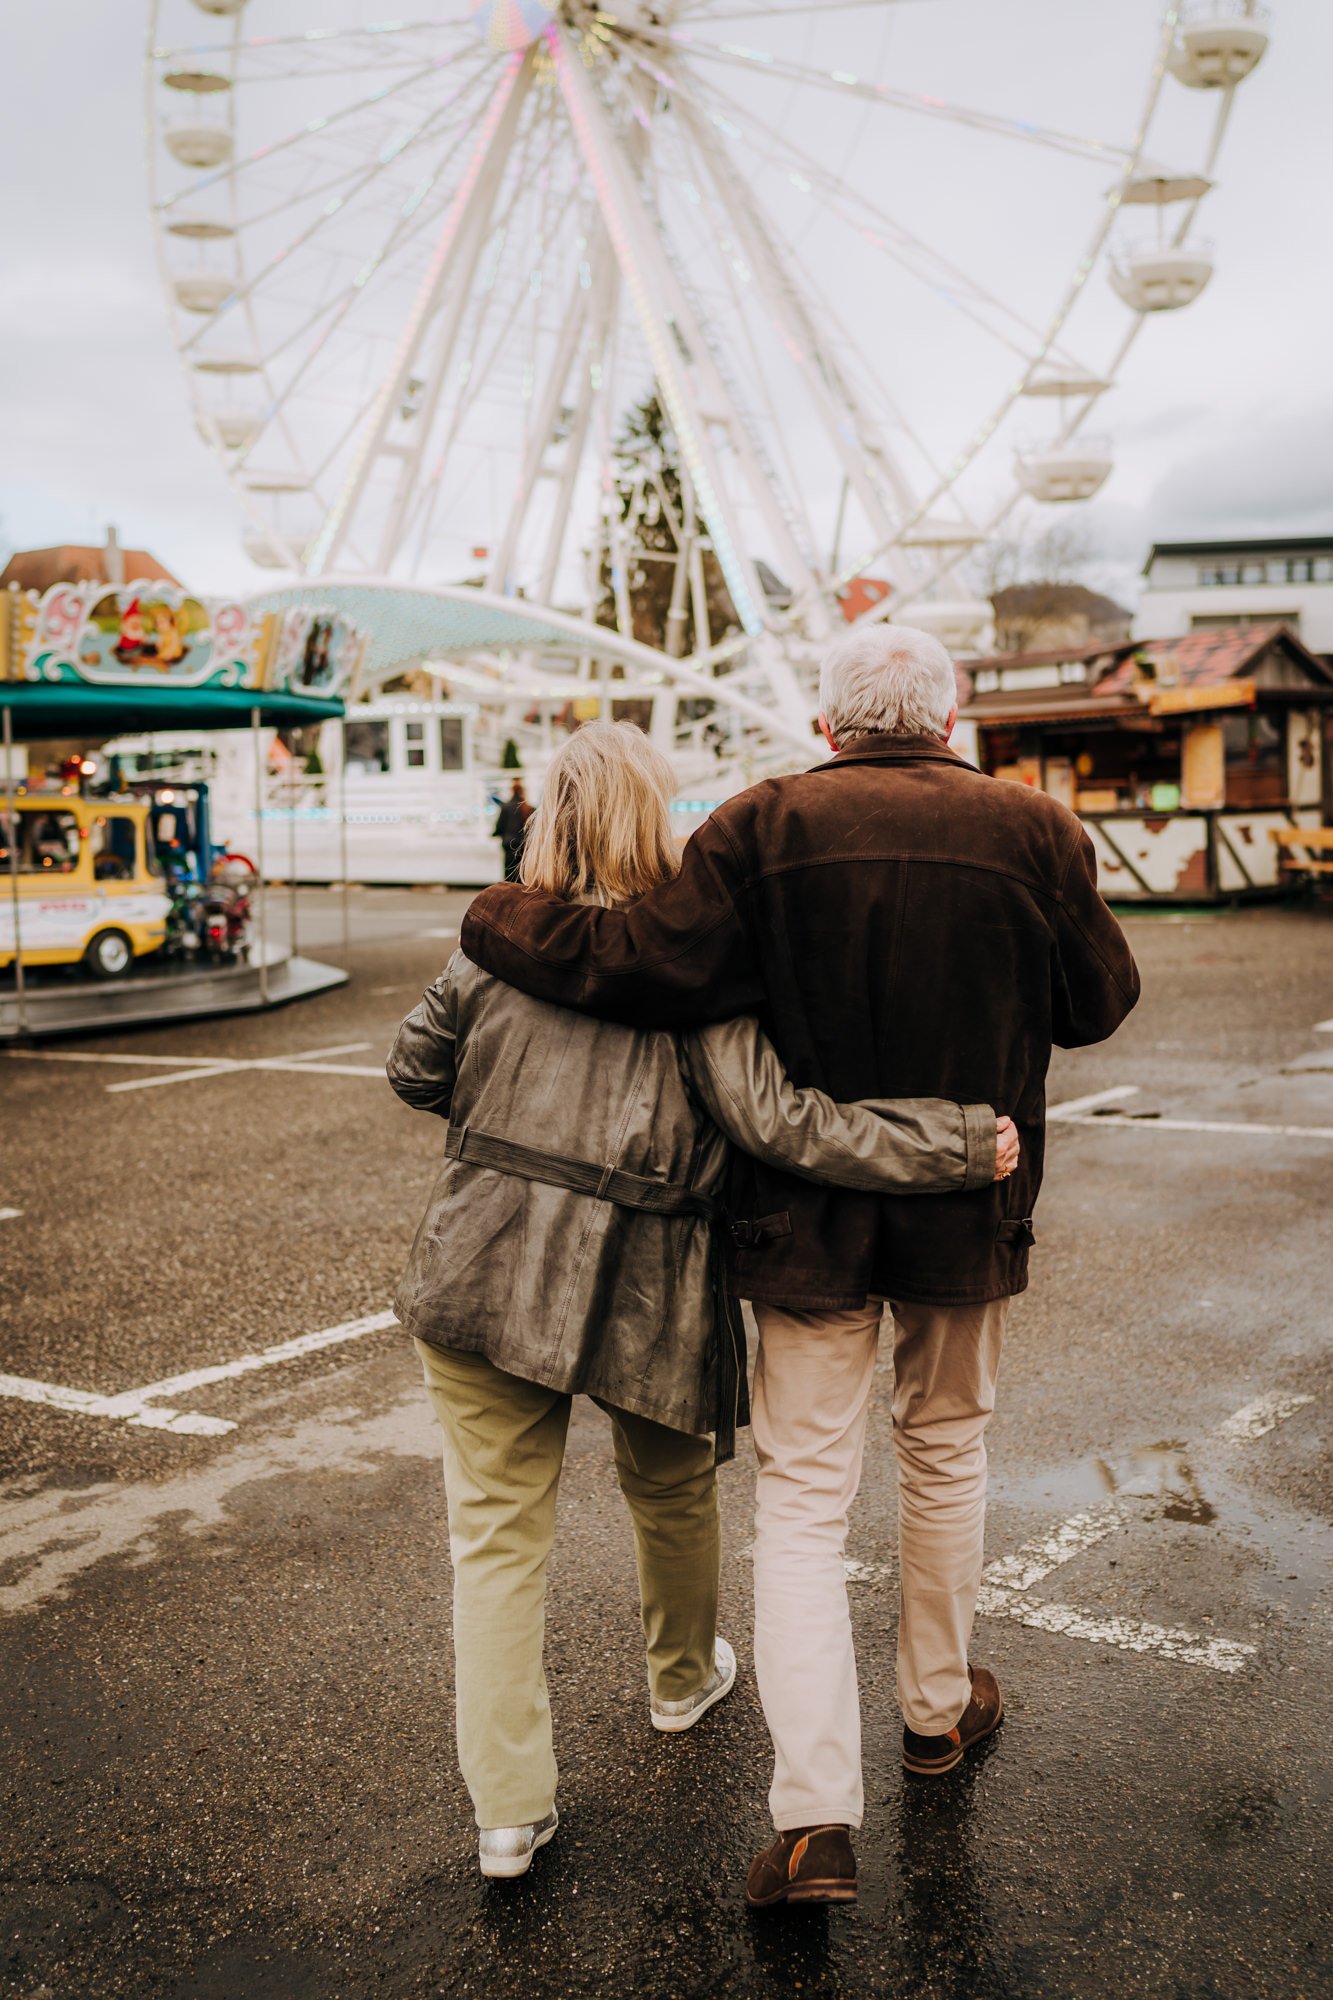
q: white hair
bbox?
[818,624,958,743]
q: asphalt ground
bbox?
[0,892,1330,2000]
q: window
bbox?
[0,808,81,874]
[1239,563,1265,585]
[1290,559,1314,584]
[91,813,138,881]
[1267,560,1290,585]
[439,716,465,771]
[343,720,391,774]
[1314,557,1333,583]
[404,720,426,769]
[1221,710,1285,807]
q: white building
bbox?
[1135,537,1333,653]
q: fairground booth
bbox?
[1,563,357,1038]
[961,624,1333,902]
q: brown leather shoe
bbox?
[745,1824,857,1909]
[901,1664,1004,1776]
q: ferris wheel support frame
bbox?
[307,49,534,578]
[552,29,811,633]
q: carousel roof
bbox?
[1,545,182,594]
[0,682,344,743]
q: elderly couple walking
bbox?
[387,625,1139,1907]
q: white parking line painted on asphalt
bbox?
[977,1391,1314,1673]
[0,1209,21,1223]
[106,1057,385,1093]
[1215,1392,1314,1442]
[1047,1085,1140,1121]
[979,1504,1121,1592]
[101,1042,381,1094]
[1315,1019,1333,1033]
[6,1049,222,1067]
[4,1041,381,1094]
[0,1308,398,1436]
[1058,1112,1333,1141]
[843,1557,893,1585]
[977,1591,1256,1674]
[0,1391,436,1616]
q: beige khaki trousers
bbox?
[750,1296,1007,1831]
[415,1339,720,1830]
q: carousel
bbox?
[0,571,357,1038]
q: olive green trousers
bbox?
[415,1338,720,1830]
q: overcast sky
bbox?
[3,1,1331,610]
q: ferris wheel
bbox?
[146,0,1269,739]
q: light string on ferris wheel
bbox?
[615,27,1091,430]
[616,30,1047,522]
[637,25,1133,169]
[547,23,765,637]
[649,76,954,506]
[633,43,1059,367]
[307,50,534,576]
[396,91,581,570]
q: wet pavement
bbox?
[0,894,1330,1999]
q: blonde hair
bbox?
[520,721,680,905]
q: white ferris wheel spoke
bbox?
[174,82,491,358]
[677,60,1054,363]
[156,45,495,216]
[690,0,939,14]
[152,16,475,60]
[651,30,1132,168]
[246,75,523,477]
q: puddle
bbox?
[996,1438,1330,1611]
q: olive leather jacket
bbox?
[461,735,1140,1308]
[388,952,995,1450]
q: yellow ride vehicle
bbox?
[0,794,170,979]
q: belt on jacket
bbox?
[444,1122,743,1466]
[445,1124,718,1220]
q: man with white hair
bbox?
[461,624,1138,1907]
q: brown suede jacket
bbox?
[461,734,1141,1308]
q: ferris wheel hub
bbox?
[470,0,558,53]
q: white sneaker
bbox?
[650,1637,737,1734]
[478,1808,559,1879]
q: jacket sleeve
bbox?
[385,957,459,1118]
[460,812,763,1028]
[1051,822,1142,1049]
[681,1018,997,1194]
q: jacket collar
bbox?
[818,732,971,772]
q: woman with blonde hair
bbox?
[387,721,1015,1880]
